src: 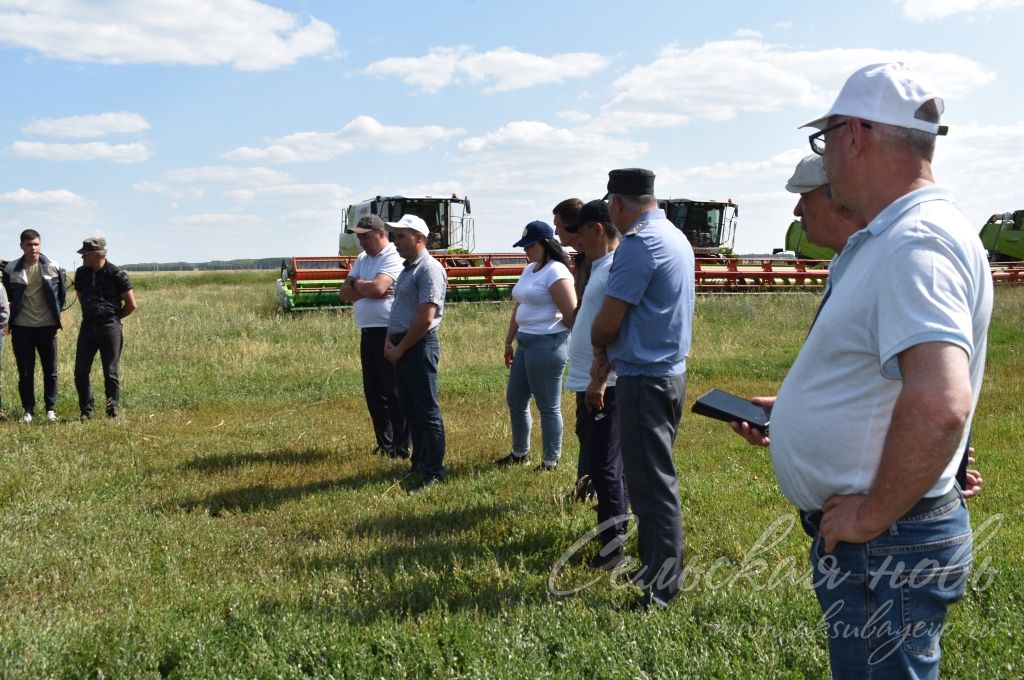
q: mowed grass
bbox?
[0,272,1021,678]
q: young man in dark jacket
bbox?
[3,229,66,423]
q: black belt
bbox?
[800,486,961,536]
[388,328,436,345]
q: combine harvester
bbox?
[278,194,531,310]
[282,195,1022,310]
[774,214,1024,286]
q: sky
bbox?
[2,0,1023,267]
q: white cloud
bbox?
[10,141,151,163]
[899,0,1024,21]
[22,112,149,138]
[223,116,463,162]
[0,187,88,206]
[171,213,261,226]
[774,20,794,29]
[163,165,291,186]
[454,121,649,251]
[733,29,763,38]
[600,41,994,131]
[459,121,643,156]
[0,0,338,71]
[227,183,349,203]
[363,46,609,93]
[934,120,1024,217]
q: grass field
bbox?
[1,272,1021,678]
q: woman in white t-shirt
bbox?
[496,220,577,470]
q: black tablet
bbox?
[691,389,771,433]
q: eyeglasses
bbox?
[808,119,872,155]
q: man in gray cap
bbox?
[74,236,137,420]
[340,214,410,459]
[591,168,695,610]
[738,63,992,677]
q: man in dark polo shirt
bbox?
[73,236,137,421]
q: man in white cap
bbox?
[339,214,410,460]
[742,63,993,677]
[384,214,448,490]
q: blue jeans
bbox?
[802,494,972,679]
[506,330,569,464]
[394,331,446,478]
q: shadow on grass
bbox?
[292,500,589,621]
[171,460,408,516]
[179,447,334,472]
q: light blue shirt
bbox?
[770,186,993,510]
[605,209,695,377]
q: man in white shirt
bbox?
[563,199,630,571]
[340,215,409,459]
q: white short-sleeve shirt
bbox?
[512,260,572,335]
[350,242,403,329]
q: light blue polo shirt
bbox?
[770,186,993,511]
[605,209,695,377]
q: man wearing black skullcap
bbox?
[591,168,695,610]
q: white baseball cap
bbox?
[801,62,948,136]
[385,214,430,236]
[785,155,828,194]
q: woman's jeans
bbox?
[506,330,569,464]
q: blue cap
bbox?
[513,220,554,248]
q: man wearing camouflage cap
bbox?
[74,236,137,420]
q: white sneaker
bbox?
[46,410,58,423]
[20,412,33,423]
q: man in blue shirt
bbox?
[591,169,695,610]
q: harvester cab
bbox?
[340,195,475,256]
[658,198,738,256]
[979,210,1024,262]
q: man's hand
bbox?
[384,344,404,365]
[590,350,610,384]
[819,493,887,553]
[964,448,983,499]
[728,396,775,447]
[585,379,606,411]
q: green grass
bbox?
[0,278,1021,678]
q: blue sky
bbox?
[2,0,1023,266]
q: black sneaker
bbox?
[589,548,626,572]
[536,461,557,472]
[574,476,597,502]
[410,474,443,493]
[495,452,529,467]
[79,412,93,423]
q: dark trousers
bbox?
[74,319,123,417]
[360,327,410,457]
[577,387,629,550]
[11,325,59,413]
[394,331,446,478]
[574,392,591,482]
[617,374,686,607]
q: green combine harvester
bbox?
[780,219,836,262]
[980,210,1024,261]
[277,194,529,311]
